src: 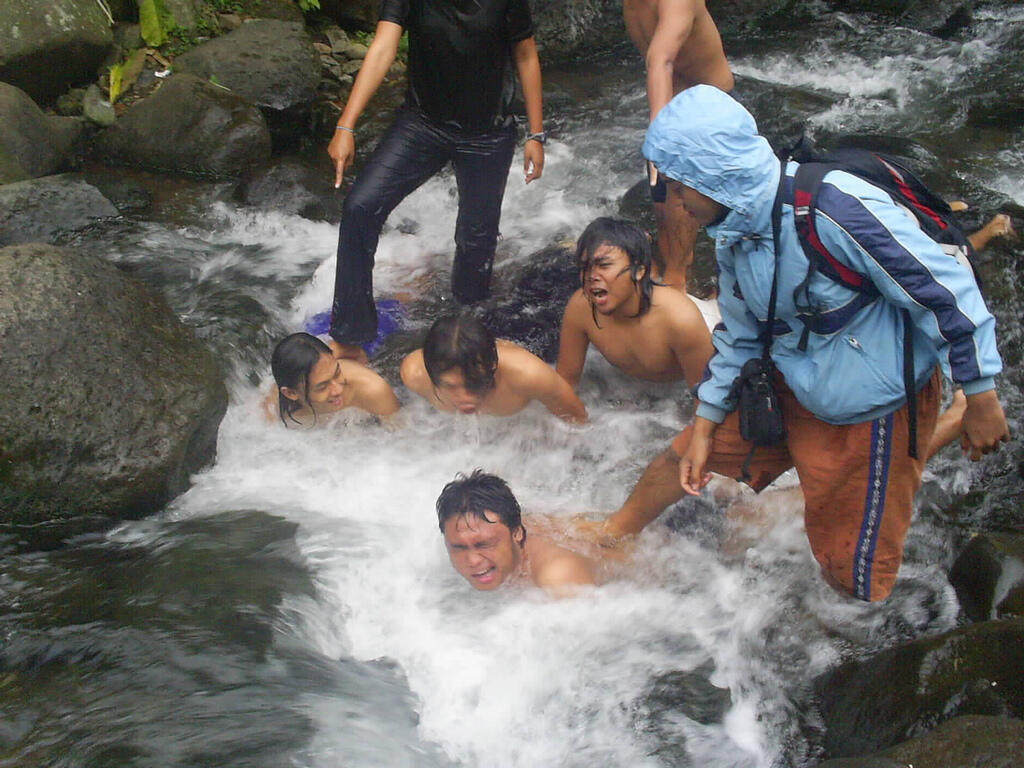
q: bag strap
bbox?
[739,160,789,482]
[764,159,787,358]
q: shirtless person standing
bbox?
[401,313,587,423]
[438,470,598,596]
[556,217,713,389]
[624,0,733,289]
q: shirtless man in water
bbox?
[438,470,598,596]
[268,332,400,426]
[401,313,587,423]
[624,0,734,290]
[556,217,713,389]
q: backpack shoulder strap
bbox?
[792,161,876,295]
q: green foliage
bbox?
[296,0,320,11]
[109,61,125,103]
[137,0,174,47]
[210,0,243,11]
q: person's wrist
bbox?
[525,130,546,145]
[335,124,355,134]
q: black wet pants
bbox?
[330,107,517,344]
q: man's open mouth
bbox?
[472,566,496,583]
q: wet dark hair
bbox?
[422,314,498,394]
[575,217,654,319]
[271,332,332,426]
[436,470,525,544]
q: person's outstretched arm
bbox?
[555,291,591,389]
[327,21,404,188]
[513,36,545,183]
[535,365,588,423]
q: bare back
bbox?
[401,341,587,422]
[623,0,733,93]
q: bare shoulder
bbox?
[528,535,598,591]
[498,340,557,387]
[399,349,429,392]
[649,286,709,332]
[345,358,393,390]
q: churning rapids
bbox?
[2,6,1022,767]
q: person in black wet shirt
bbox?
[327,0,546,361]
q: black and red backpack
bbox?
[781,143,978,458]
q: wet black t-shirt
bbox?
[379,0,534,131]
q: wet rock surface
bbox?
[237,156,342,221]
[815,618,1024,758]
[0,83,82,184]
[0,0,114,104]
[173,19,320,145]
[92,74,272,178]
[949,532,1024,621]
[818,715,1024,768]
[0,243,227,539]
[0,175,119,246]
[481,245,578,362]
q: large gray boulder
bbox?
[237,157,341,221]
[0,82,82,183]
[0,174,119,246]
[531,0,624,64]
[92,74,272,178]
[0,243,227,536]
[0,0,115,104]
[818,715,1024,768]
[174,20,320,143]
[815,619,1024,759]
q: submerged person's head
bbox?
[436,470,526,591]
[576,217,654,317]
[271,332,348,425]
[423,314,498,415]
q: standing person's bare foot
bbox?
[328,340,369,365]
[968,213,1015,252]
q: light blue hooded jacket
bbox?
[643,85,1002,425]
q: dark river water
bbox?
[2,5,1023,767]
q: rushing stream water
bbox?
[2,6,1023,767]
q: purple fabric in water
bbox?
[305,298,404,356]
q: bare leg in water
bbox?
[654,182,698,292]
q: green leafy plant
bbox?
[137,0,175,47]
[296,0,321,11]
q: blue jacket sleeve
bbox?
[812,170,1002,389]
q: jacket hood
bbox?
[643,86,779,239]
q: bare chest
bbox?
[589,326,684,382]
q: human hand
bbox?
[960,389,1010,460]
[679,431,713,496]
[328,129,356,188]
[524,141,544,183]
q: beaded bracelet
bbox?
[335,125,355,134]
